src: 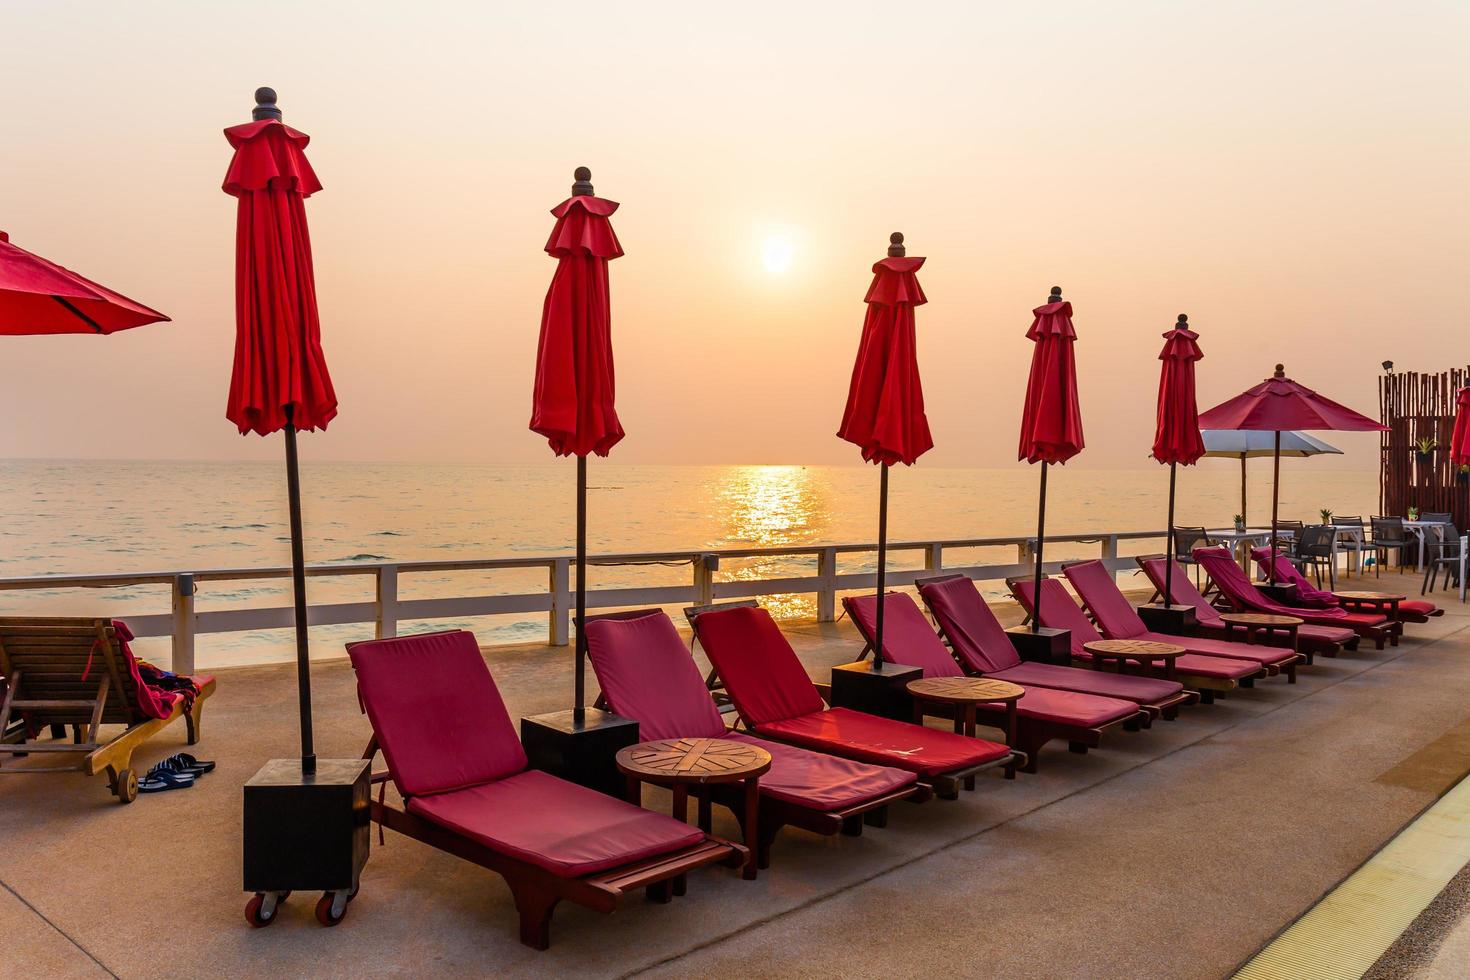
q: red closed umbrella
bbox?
[1450,387,1470,468]
[1199,364,1385,586]
[529,167,624,715]
[1151,314,1205,613]
[223,88,338,773]
[0,232,168,335]
[837,232,932,667]
[1018,287,1083,631]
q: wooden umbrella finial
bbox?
[1274,364,1286,379]
[1049,286,1063,304]
[572,167,594,197]
[888,232,906,257]
[253,87,282,122]
[1177,313,1190,328]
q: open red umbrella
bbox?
[837,232,932,668]
[1,232,168,335]
[223,88,337,774]
[530,167,624,716]
[1151,314,1205,614]
[1018,287,1083,631]
[1199,364,1385,586]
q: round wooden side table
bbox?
[1219,612,1302,653]
[1082,639,1184,679]
[906,676,1024,787]
[1333,590,1405,619]
[616,737,771,882]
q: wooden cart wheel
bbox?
[115,768,138,804]
[315,891,348,927]
[244,893,277,927]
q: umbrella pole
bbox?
[1270,430,1281,586]
[1032,461,1048,633]
[575,454,587,718]
[1241,456,1248,527]
[874,463,889,671]
[1164,461,1177,607]
[282,407,315,776]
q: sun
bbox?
[762,235,796,274]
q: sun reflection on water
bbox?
[714,466,828,619]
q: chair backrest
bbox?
[1062,560,1148,639]
[0,618,150,726]
[1136,557,1224,626]
[347,630,527,798]
[1007,577,1102,656]
[1371,516,1408,544]
[584,611,725,741]
[687,605,825,728]
[1297,524,1336,557]
[1276,520,1305,532]
[1173,527,1210,555]
[1423,512,1453,524]
[842,592,963,678]
[1332,515,1364,528]
[916,575,1022,673]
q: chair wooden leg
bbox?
[511,882,560,950]
[185,698,204,745]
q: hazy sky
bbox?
[2,0,1464,469]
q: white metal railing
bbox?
[0,530,1170,675]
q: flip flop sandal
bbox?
[138,770,195,793]
[160,753,215,776]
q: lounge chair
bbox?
[1250,548,1442,624]
[1062,560,1303,683]
[914,574,1196,720]
[685,602,1018,799]
[1136,555,1357,660]
[1007,577,1259,703]
[582,609,926,870]
[347,629,747,950]
[0,617,215,803]
[1193,547,1400,650]
[842,592,1149,772]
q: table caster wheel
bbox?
[315,889,351,926]
[245,891,286,927]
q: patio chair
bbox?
[915,573,1196,720]
[685,602,1018,800]
[1422,521,1464,595]
[1006,576,1259,703]
[1061,560,1302,684]
[0,617,215,803]
[1423,512,1454,524]
[582,609,925,870]
[1369,517,1412,573]
[1173,527,1212,588]
[347,629,747,950]
[1136,556,1357,660]
[842,593,1149,773]
[1272,520,1306,562]
[1193,547,1399,649]
[1294,525,1339,590]
[1250,548,1442,624]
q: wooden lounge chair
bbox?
[583,609,928,870]
[1193,547,1401,650]
[1248,547,1442,624]
[1006,577,1259,704]
[841,592,1149,772]
[914,574,1197,721]
[1135,555,1357,660]
[1062,560,1303,683]
[685,602,1018,800]
[0,617,215,803]
[347,629,747,950]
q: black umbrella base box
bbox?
[243,758,370,895]
[1137,603,1199,636]
[1006,626,1072,665]
[1257,582,1300,605]
[829,661,924,721]
[521,709,640,798]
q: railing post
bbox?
[817,547,838,622]
[1100,535,1120,582]
[693,553,717,607]
[376,564,399,639]
[549,559,570,646]
[170,573,196,676]
[924,543,943,572]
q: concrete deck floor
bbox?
[3,571,1469,979]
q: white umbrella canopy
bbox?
[1202,429,1343,524]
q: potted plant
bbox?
[1233,514,1246,532]
[1319,508,1332,525]
[1416,437,1437,465]
[1408,505,1420,521]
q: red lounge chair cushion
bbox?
[1193,549,1388,631]
[348,630,528,798]
[584,612,725,741]
[756,707,1010,777]
[1250,549,1339,607]
[988,686,1137,728]
[407,769,704,878]
[1399,600,1437,619]
[693,606,826,727]
[1137,629,1296,669]
[1140,558,1226,628]
[989,662,1183,704]
[1062,560,1152,639]
[918,577,1024,673]
[843,593,964,678]
[1165,653,1259,680]
[723,731,917,810]
[1011,577,1105,656]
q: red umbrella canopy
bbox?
[1152,314,1205,465]
[836,234,933,467]
[1018,288,1084,464]
[1450,386,1470,467]
[222,112,338,437]
[1198,365,1386,433]
[529,168,625,458]
[0,231,167,335]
